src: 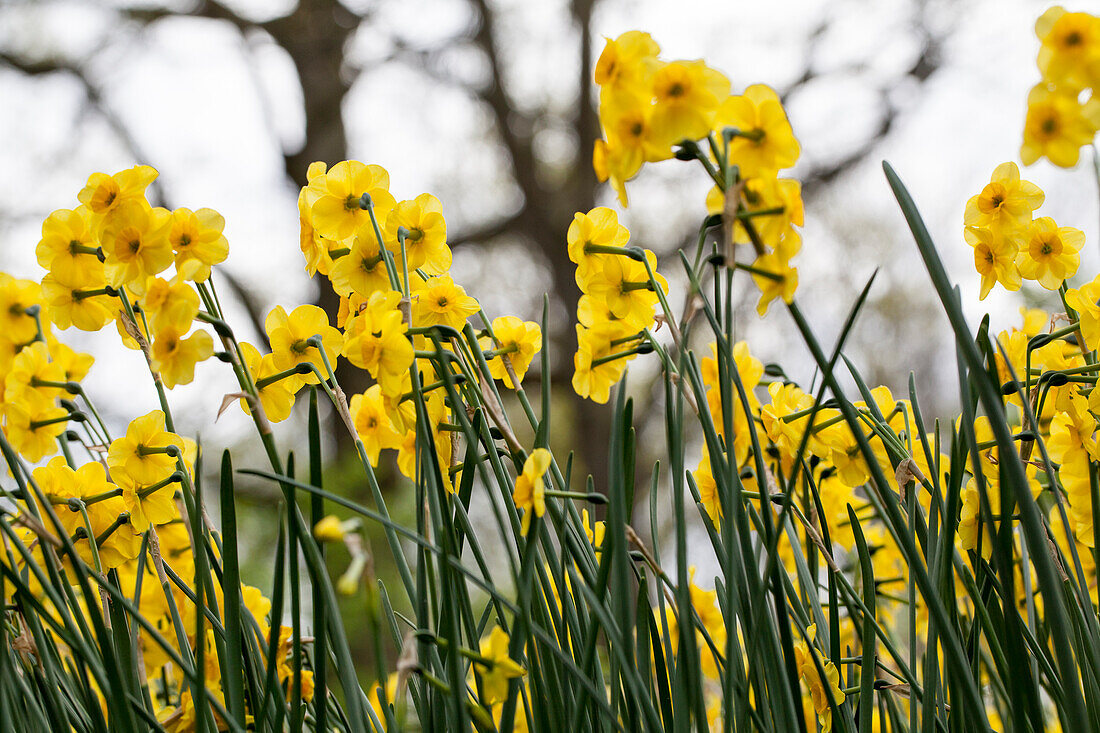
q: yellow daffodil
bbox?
[41,268,115,331]
[579,247,666,326]
[566,207,631,283]
[716,84,800,179]
[32,456,118,536]
[1065,273,1100,350]
[571,321,638,404]
[793,625,844,733]
[749,252,798,315]
[350,384,403,465]
[298,161,336,276]
[4,341,66,405]
[1036,7,1100,91]
[113,462,180,533]
[266,304,344,384]
[141,277,200,333]
[77,165,158,228]
[964,226,1022,299]
[595,31,660,103]
[49,341,94,383]
[384,193,451,274]
[238,341,302,422]
[479,316,542,388]
[167,207,229,282]
[649,60,730,150]
[0,274,45,345]
[36,206,100,274]
[513,448,552,535]
[474,626,526,705]
[1021,83,1100,167]
[309,160,396,242]
[99,200,173,293]
[107,410,184,486]
[328,230,393,299]
[963,162,1044,235]
[150,327,213,388]
[3,395,67,462]
[1016,216,1084,289]
[343,290,413,392]
[412,275,479,330]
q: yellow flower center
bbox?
[979,183,1008,213]
[91,184,119,213]
[1033,233,1060,259]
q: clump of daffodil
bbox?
[343,289,414,397]
[473,626,526,704]
[962,160,1085,298]
[592,34,804,315]
[513,448,552,535]
[566,207,660,402]
[794,625,845,733]
[479,316,542,389]
[1023,8,1100,167]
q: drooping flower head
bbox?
[513,448,552,535]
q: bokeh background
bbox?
[2,0,1097,658]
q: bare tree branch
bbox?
[0,49,270,345]
[0,51,168,206]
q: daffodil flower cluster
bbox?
[8,9,1100,732]
[0,170,329,727]
[964,161,1084,298]
[592,31,804,327]
[1023,7,1100,167]
[295,158,544,490]
[36,166,223,389]
[567,207,666,403]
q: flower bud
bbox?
[313,515,347,543]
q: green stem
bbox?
[733,261,783,281]
[30,414,74,430]
[736,206,785,220]
[255,366,307,391]
[72,287,114,301]
[138,472,183,499]
[64,487,123,507]
[70,244,104,258]
[583,243,645,260]
[591,348,642,368]
[363,201,402,292]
